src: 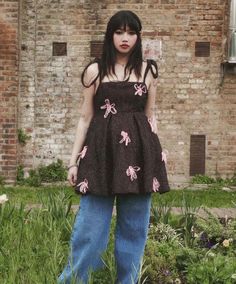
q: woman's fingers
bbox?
[67,168,78,186]
[72,173,77,185]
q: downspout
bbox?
[228,0,236,62]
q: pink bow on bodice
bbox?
[100,99,117,118]
[134,84,147,96]
[77,179,89,194]
[126,166,141,181]
[161,149,169,164]
[153,177,160,192]
[119,131,131,146]
[78,146,88,159]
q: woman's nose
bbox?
[122,33,128,42]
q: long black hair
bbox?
[82,10,143,87]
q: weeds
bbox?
[1,190,235,283]
[177,193,201,247]
[17,128,31,145]
[191,174,236,186]
[0,192,74,283]
[16,159,67,187]
[151,198,173,224]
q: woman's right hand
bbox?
[67,166,78,186]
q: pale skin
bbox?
[68,28,158,186]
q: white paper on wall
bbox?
[142,39,162,61]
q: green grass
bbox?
[0,185,78,205]
[0,192,74,284]
[152,188,236,208]
[0,185,236,208]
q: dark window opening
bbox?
[90,41,103,58]
[53,42,67,56]
[190,135,206,176]
[195,42,210,57]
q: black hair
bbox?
[82,10,143,87]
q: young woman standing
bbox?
[58,10,170,284]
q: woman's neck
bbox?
[115,54,129,67]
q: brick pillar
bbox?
[0,1,19,183]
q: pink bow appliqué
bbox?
[148,117,155,132]
[161,149,169,164]
[100,99,117,118]
[126,166,141,181]
[119,131,131,146]
[153,177,160,192]
[78,146,88,159]
[77,179,89,194]
[134,84,147,96]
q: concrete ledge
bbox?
[23,204,236,219]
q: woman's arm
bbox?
[67,63,99,185]
[68,85,95,167]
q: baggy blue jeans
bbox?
[58,193,151,284]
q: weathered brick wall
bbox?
[0,0,19,183]
[4,0,235,185]
[218,72,236,176]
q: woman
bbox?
[58,10,170,284]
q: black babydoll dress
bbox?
[75,60,170,196]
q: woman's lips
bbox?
[120,44,129,49]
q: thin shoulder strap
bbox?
[143,59,158,83]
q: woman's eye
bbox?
[115,30,123,35]
[128,31,136,35]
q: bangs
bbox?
[107,10,142,36]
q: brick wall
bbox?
[218,72,236,176]
[1,0,235,185]
[0,0,19,183]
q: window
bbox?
[190,135,206,175]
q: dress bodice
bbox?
[93,81,148,115]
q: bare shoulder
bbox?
[142,60,148,73]
[83,62,100,87]
[142,60,158,89]
[86,62,99,76]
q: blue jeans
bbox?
[58,194,151,284]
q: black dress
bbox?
[75,61,170,196]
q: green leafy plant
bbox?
[16,159,67,187]
[38,159,67,183]
[193,207,236,254]
[177,193,201,247]
[100,251,117,284]
[0,175,5,186]
[0,193,74,283]
[149,222,183,245]
[191,175,215,184]
[26,169,42,187]
[151,198,173,224]
[195,207,225,244]
[143,239,182,284]
[191,174,236,187]
[16,165,25,183]
[17,128,31,146]
[186,253,236,284]
[175,246,203,281]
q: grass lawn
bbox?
[0,184,235,208]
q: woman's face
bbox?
[113,26,138,55]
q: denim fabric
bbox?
[58,194,151,284]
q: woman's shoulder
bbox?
[82,59,100,87]
[142,59,158,77]
[142,59,158,86]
